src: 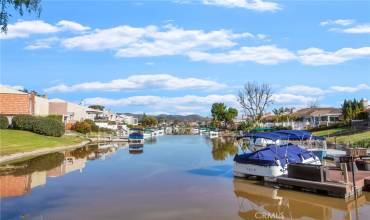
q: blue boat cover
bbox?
[233,144,315,168]
[129,133,144,139]
[243,130,325,141]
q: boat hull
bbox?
[233,162,285,177]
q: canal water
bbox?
[1,135,370,220]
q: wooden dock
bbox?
[276,169,370,198]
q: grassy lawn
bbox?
[326,130,370,144]
[313,127,350,137]
[0,129,86,156]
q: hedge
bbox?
[308,123,347,132]
[0,116,9,129]
[353,139,370,148]
[46,114,63,122]
[74,121,92,134]
[12,115,65,137]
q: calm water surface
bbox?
[1,135,370,220]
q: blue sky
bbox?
[1,0,370,116]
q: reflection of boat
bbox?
[233,178,368,220]
[98,142,118,149]
[129,128,144,143]
[233,144,321,177]
[209,131,219,139]
[129,144,144,154]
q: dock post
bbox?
[351,159,357,199]
[342,163,349,183]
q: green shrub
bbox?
[46,114,63,122]
[83,119,99,132]
[12,115,37,131]
[75,121,92,134]
[308,123,347,132]
[12,115,65,137]
[0,116,9,129]
[32,117,65,137]
[353,139,370,148]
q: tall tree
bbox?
[238,82,273,123]
[342,99,365,123]
[1,0,42,32]
[141,114,158,127]
[211,103,226,122]
[88,105,105,111]
[211,103,238,128]
[224,107,238,127]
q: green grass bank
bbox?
[0,129,86,156]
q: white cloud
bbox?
[297,47,370,65]
[61,24,255,57]
[188,45,296,64]
[45,74,226,93]
[62,25,156,51]
[321,19,370,34]
[1,20,90,40]
[202,0,281,12]
[0,84,24,91]
[272,93,319,105]
[56,20,91,32]
[25,37,60,50]
[330,84,370,93]
[320,19,355,26]
[0,20,59,39]
[282,85,326,96]
[82,94,238,114]
[340,24,370,34]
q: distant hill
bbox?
[122,113,209,122]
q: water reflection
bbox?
[209,137,238,161]
[234,178,370,220]
[129,144,144,154]
[0,143,126,199]
[1,136,370,220]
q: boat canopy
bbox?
[233,144,315,168]
[243,132,289,141]
[242,130,325,141]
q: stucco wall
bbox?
[67,103,89,122]
[34,96,49,116]
[49,102,68,116]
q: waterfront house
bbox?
[261,107,342,130]
[0,86,49,121]
[116,113,139,125]
[48,99,97,124]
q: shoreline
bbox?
[0,139,92,165]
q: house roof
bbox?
[0,86,27,95]
[292,107,341,117]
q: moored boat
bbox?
[233,144,321,178]
[128,128,144,144]
[239,130,327,161]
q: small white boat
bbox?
[156,129,164,136]
[209,131,219,139]
[233,144,321,178]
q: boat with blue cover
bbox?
[233,143,321,178]
[239,130,327,161]
[128,128,144,144]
